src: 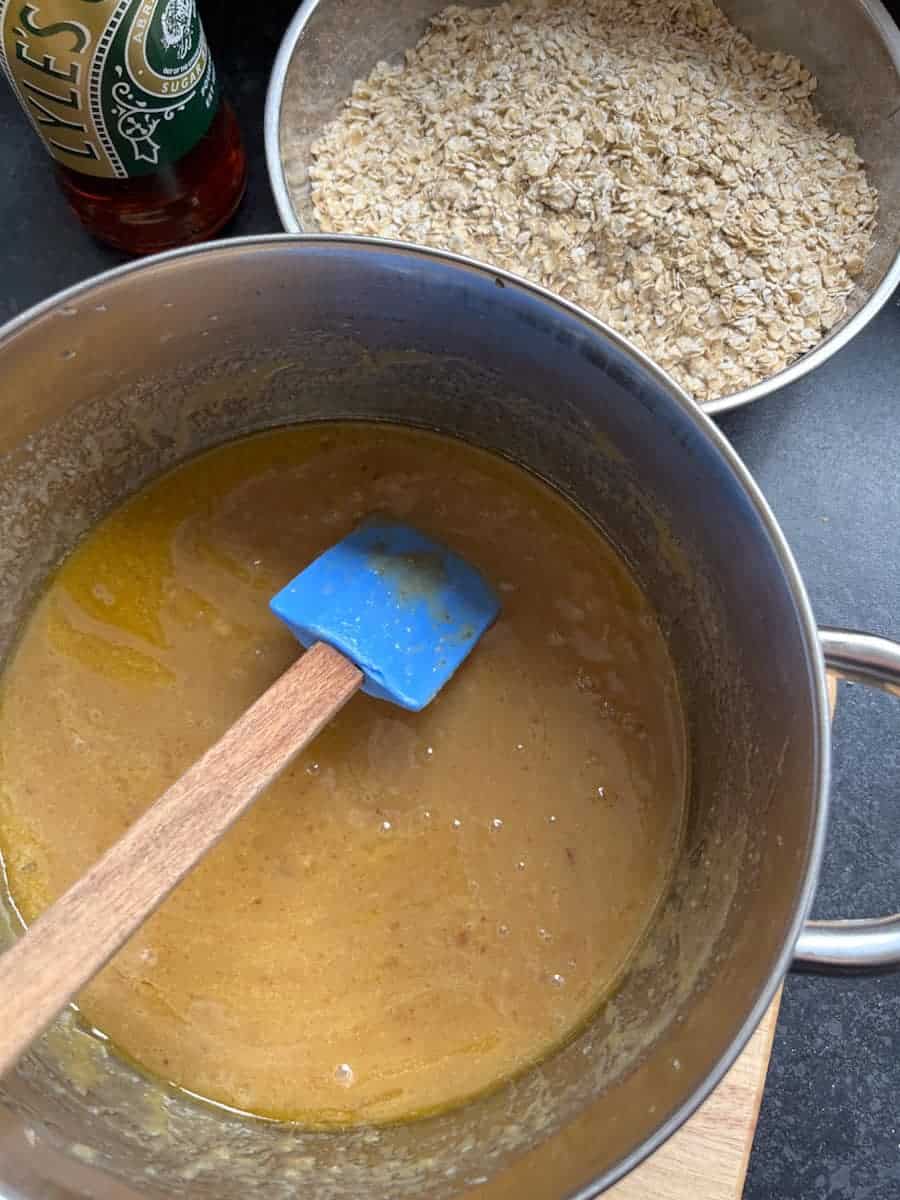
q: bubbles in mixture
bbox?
[91,583,115,607]
[333,1063,355,1087]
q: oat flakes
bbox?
[304,0,877,402]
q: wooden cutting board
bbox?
[609,995,781,1200]
[610,673,837,1199]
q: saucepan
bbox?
[0,236,897,1200]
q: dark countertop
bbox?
[1,3,899,1198]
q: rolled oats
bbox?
[304,0,877,403]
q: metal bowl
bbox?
[264,0,900,414]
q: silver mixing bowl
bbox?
[264,0,900,414]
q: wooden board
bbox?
[609,994,781,1200]
[610,674,837,1199]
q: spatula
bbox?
[0,517,500,1077]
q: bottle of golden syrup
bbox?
[1,0,247,254]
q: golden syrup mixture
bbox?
[0,424,685,1125]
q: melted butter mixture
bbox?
[0,423,685,1126]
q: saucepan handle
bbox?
[794,628,900,971]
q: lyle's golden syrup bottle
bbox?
[0,0,247,253]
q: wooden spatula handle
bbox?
[0,641,362,1078]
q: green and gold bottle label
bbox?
[0,0,220,178]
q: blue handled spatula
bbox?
[0,518,500,1077]
[270,516,500,711]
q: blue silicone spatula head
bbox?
[269,518,501,712]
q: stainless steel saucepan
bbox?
[0,237,897,1200]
